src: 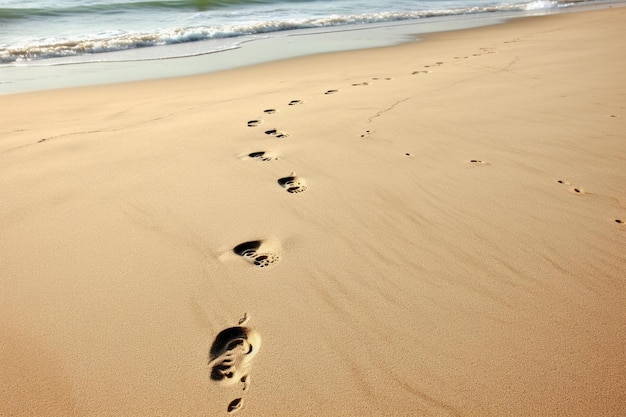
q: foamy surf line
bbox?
[0,0,571,64]
[0,1,619,95]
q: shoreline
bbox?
[1,14,507,95]
[1,1,621,95]
[1,5,625,417]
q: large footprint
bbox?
[278,174,307,193]
[208,323,261,413]
[208,326,260,387]
[233,240,280,268]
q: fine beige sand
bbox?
[1,6,625,417]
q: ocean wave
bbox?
[0,0,296,20]
[0,1,567,64]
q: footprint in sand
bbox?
[469,159,488,165]
[325,89,339,95]
[208,326,260,387]
[248,151,277,161]
[233,240,280,268]
[351,82,369,87]
[557,180,585,195]
[264,129,289,139]
[208,322,261,413]
[278,174,308,194]
[412,70,432,75]
[263,109,277,114]
[288,99,303,106]
[360,129,373,138]
[247,120,262,127]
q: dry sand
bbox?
[1,6,625,417]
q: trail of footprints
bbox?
[556,179,624,225]
[406,51,625,225]
[411,46,496,75]
[211,97,313,413]
[217,84,399,411]
[246,101,311,197]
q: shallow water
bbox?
[0,0,570,65]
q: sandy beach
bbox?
[1,5,625,417]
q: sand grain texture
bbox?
[1,7,625,416]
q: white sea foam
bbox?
[0,0,580,65]
[525,0,559,10]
